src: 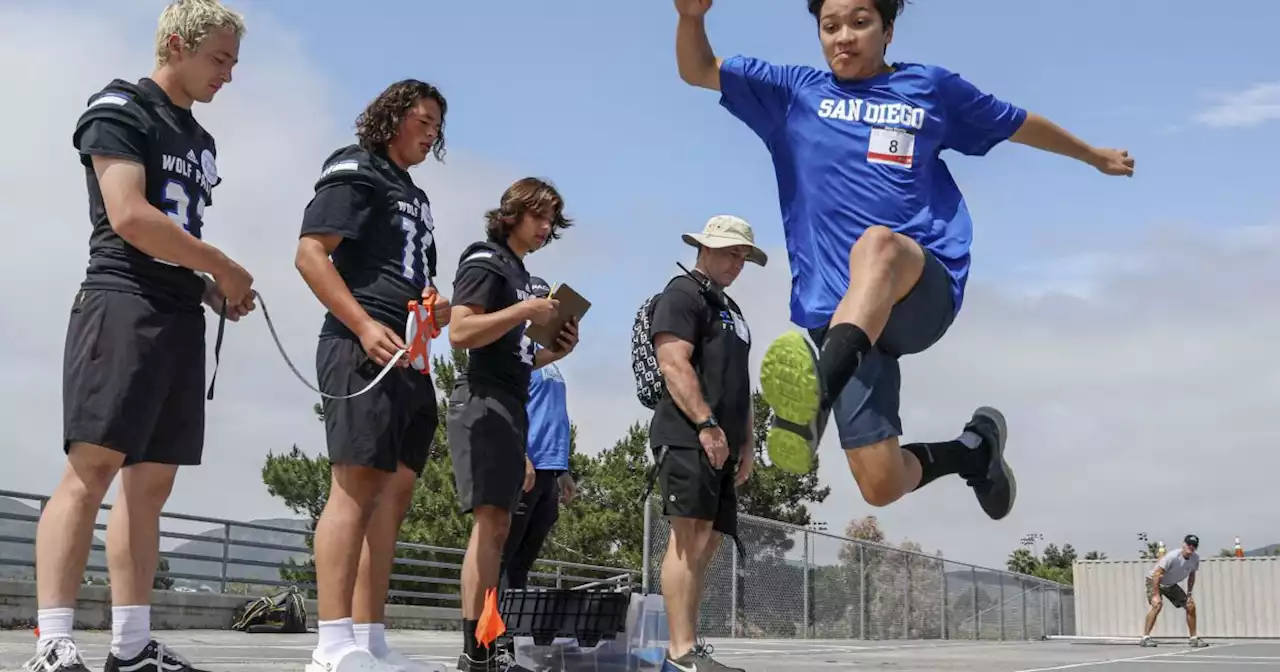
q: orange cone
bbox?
[1234,537,1244,558]
[475,587,506,650]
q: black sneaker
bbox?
[662,641,743,672]
[456,651,531,672]
[104,640,206,672]
[961,406,1016,520]
[23,639,90,672]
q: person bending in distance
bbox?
[1141,535,1206,648]
[673,0,1136,520]
[498,275,580,597]
[294,79,452,672]
[447,179,579,672]
[30,2,254,671]
[650,216,762,672]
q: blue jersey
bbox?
[526,358,571,471]
[718,56,1027,329]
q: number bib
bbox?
[867,127,915,169]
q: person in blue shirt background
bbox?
[498,276,578,594]
[673,0,1135,523]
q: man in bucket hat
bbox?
[648,215,762,672]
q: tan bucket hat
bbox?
[681,215,768,266]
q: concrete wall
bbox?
[0,580,460,631]
[1073,557,1280,638]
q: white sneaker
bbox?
[24,639,89,672]
[305,648,401,672]
[376,649,447,672]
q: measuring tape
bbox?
[205,289,441,401]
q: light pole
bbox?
[1021,532,1044,557]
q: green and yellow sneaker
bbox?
[758,331,827,474]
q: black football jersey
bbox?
[72,78,221,309]
[300,144,437,339]
[450,240,536,399]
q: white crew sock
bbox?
[110,605,151,660]
[353,622,391,658]
[37,608,75,647]
[316,618,360,662]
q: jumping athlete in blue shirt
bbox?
[673,0,1135,522]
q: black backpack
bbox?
[231,585,308,634]
[630,264,732,410]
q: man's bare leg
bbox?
[1186,599,1198,639]
[32,443,124,660]
[661,518,714,659]
[310,464,390,664]
[352,464,417,660]
[105,462,178,660]
[459,505,511,664]
[1142,598,1161,644]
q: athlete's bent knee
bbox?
[849,226,905,266]
[64,442,125,498]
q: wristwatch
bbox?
[695,415,719,432]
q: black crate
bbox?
[498,588,631,647]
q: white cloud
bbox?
[3,2,1277,573]
[1193,81,1280,129]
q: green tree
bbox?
[1006,542,1103,585]
[262,349,833,607]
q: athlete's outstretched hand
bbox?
[674,0,712,17]
[1091,148,1135,177]
[358,319,408,368]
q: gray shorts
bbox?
[809,247,956,450]
[1145,577,1189,609]
[447,380,528,515]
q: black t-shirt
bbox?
[647,273,753,454]
[72,77,221,310]
[298,144,437,339]
[450,240,535,400]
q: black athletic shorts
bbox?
[654,445,739,538]
[62,288,206,466]
[447,380,528,515]
[316,335,439,475]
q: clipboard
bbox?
[525,282,591,349]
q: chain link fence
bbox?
[641,497,1073,640]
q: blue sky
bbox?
[4,0,1280,566]
[250,0,1280,275]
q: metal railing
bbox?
[0,489,637,605]
[641,497,1075,640]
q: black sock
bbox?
[817,323,872,406]
[462,618,482,660]
[904,440,987,490]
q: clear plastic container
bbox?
[509,592,670,671]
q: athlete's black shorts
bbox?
[447,380,528,514]
[316,335,438,475]
[62,288,206,466]
[654,445,739,538]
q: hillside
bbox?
[165,517,312,590]
[0,497,107,580]
[1246,543,1280,557]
